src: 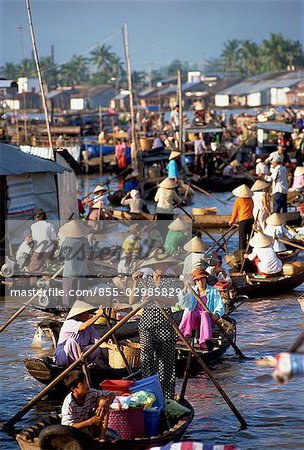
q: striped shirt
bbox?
[61,389,108,425]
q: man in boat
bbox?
[223,159,241,177]
[121,189,145,214]
[164,218,190,255]
[193,133,207,174]
[243,232,283,278]
[16,229,33,270]
[265,146,285,173]
[265,157,288,213]
[264,213,297,253]
[170,105,179,145]
[61,370,115,440]
[229,184,254,250]
[255,158,269,179]
[182,236,210,284]
[178,268,225,350]
[166,151,180,183]
[54,300,107,368]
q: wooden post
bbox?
[177,69,183,153]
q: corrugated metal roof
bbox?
[0,80,18,88]
[218,75,302,96]
[0,143,69,176]
[256,122,293,133]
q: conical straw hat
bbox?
[140,250,177,268]
[194,101,204,111]
[249,232,273,248]
[93,185,107,194]
[158,178,178,189]
[168,218,188,231]
[294,166,304,177]
[251,179,269,191]
[266,213,286,226]
[169,151,181,160]
[232,184,253,198]
[66,300,97,320]
[59,220,90,238]
[230,159,240,167]
[183,236,209,252]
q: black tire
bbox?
[39,424,94,450]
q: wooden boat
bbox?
[234,269,304,299]
[16,399,194,450]
[190,175,253,192]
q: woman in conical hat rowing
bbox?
[154,178,182,221]
[230,184,254,250]
[251,179,271,232]
[164,218,190,255]
[244,232,283,277]
[264,213,297,253]
[54,300,106,367]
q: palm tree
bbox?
[0,62,20,79]
[90,44,115,73]
[221,39,241,73]
[239,40,260,76]
[259,33,303,72]
[59,55,89,87]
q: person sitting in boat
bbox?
[61,370,115,440]
[121,189,145,214]
[244,232,283,277]
[152,133,165,151]
[117,223,142,274]
[164,218,190,255]
[264,213,297,253]
[178,268,225,349]
[166,151,180,182]
[182,236,210,284]
[54,300,106,368]
[205,253,230,285]
[223,159,241,177]
[251,179,271,233]
[229,184,254,250]
[16,229,33,270]
[292,166,304,190]
[83,185,109,212]
[154,178,182,221]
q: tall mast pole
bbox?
[123,22,137,154]
[18,24,28,144]
[177,69,183,153]
[25,0,54,159]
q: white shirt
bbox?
[265,165,288,194]
[16,241,32,266]
[247,245,283,274]
[154,188,182,214]
[264,224,295,252]
[256,161,269,177]
[194,138,206,156]
[170,110,179,129]
[61,389,108,426]
[265,151,284,166]
[30,221,57,253]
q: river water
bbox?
[0,174,303,449]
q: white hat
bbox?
[194,101,204,111]
[251,180,269,191]
[232,184,253,198]
[256,158,262,163]
[93,185,107,194]
[66,300,97,320]
[266,213,286,226]
[140,250,177,268]
[169,151,181,160]
[158,178,178,189]
[183,236,209,252]
[249,232,273,248]
[130,189,140,199]
[294,166,304,177]
[168,218,188,231]
[59,220,90,238]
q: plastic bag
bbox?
[131,390,156,409]
[164,399,191,420]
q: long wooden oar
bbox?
[175,203,193,221]
[206,224,239,254]
[4,297,151,429]
[278,238,304,252]
[189,286,246,359]
[190,183,228,206]
[239,212,259,273]
[0,265,64,333]
[156,302,247,429]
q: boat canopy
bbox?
[256,122,293,133]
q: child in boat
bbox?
[178,268,225,349]
[244,232,283,277]
[61,370,115,440]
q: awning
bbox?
[256,122,293,133]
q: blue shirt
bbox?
[178,284,225,317]
[166,160,178,179]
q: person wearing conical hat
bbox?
[178,268,225,349]
[265,157,288,213]
[154,178,182,221]
[182,236,209,283]
[117,223,143,275]
[121,189,145,214]
[255,157,270,179]
[164,218,190,255]
[54,300,106,367]
[59,220,92,306]
[251,179,271,232]
[244,232,282,277]
[129,249,182,399]
[223,159,241,177]
[193,133,207,175]
[264,213,297,253]
[230,184,254,250]
[292,166,304,190]
[166,150,180,182]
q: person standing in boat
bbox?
[164,218,190,255]
[154,178,182,221]
[265,157,288,213]
[118,223,143,274]
[29,209,57,274]
[264,213,297,253]
[244,232,283,277]
[182,236,210,284]
[178,268,225,349]
[194,133,207,174]
[166,151,180,183]
[170,104,180,147]
[229,184,254,250]
[115,139,127,170]
[265,146,285,173]
[54,300,106,368]
[251,179,271,232]
[129,251,181,399]
[255,158,269,179]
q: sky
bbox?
[1,0,303,72]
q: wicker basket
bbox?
[104,341,141,369]
[192,207,217,215]
[230,272,247,288]
[139,137,154,151]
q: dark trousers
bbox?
[238,218,254,250]
[273,193,287,213]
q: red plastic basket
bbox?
[100,379,134,394]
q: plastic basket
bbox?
[100,379,134,394]
[108,400,145,440]
[130,375,165,409]
[144,407,162,437]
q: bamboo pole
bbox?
[278,238,304,252]
[177,69,183,153]
[4,297,151,428]
[25,0,54,159]
[190,183,228,206]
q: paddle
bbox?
[277,238,304,252]
[206,224,239,254]
[239,211,260,273]
[0,265,64,334]
[190,183,228,206]
[4,297,151,429]
[156,302,247,429]
[174,203,193,221]
[188,286,246,359]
